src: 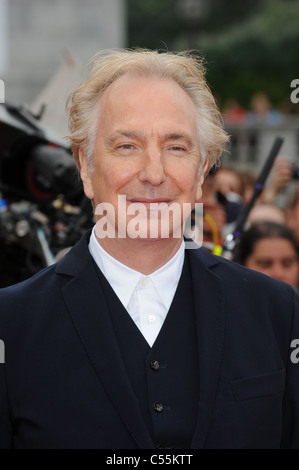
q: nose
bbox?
[138,148,166,186]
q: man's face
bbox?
[79,75,206,240]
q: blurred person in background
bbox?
[212,165,244,239]
[238,167,258,206]
[247,92,283,126]
[201,165,244,247]
[200,171,227,247]
[287,184,299,248]
[247,204,286,227]
[261,156,297,209]
[222,99,247,125]
[213,165,243,200]
[234,221,299,290]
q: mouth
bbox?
[128,198,173,205]
[127,198,174,210]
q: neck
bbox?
[96,236,183,275]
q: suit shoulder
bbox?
[0,232,92,326]
[0,230,91,304]
[191,246,295,298]
[0,263,56,295]
[0,264,62,324]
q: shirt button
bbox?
[148,314,156,323]
[154,402,164,413]
[141,277,150,287]
[150,360,160,371]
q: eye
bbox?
[167,145,187,153]
[282,258,297,268]
[256,259,272,269]
[115,143,137,155]
[117,144,135,150]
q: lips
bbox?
[127,198,174,211]
[128,198,173,204]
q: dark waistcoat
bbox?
[95,253,200,449]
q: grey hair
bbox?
[66,48,229,173]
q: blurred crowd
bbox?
[199,156,299,291]
[222,92,299,126]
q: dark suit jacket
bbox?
[0,231,298,449]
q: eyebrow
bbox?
[105,130,195,148]
[105,131,144,147]
[164,133,195,148]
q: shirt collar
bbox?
[149,242,185,309]
[89,226,185,310]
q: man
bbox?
[0,49,298,449]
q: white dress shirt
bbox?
[89,227,185,347]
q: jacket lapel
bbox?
[188,248,226,449]
[56,233,154,449]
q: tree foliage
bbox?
[200,0,299,107]
[128,0,299,108]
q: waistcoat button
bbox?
[150,360,160,371]
[154,402,163,412]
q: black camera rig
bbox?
[0,103,93,287]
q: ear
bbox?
[79,148,94,200]
[195,158,210,202]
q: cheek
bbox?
[171,165,200,192]
[95,156,138,186]
[289,265,299,280]
[92,166,140,205]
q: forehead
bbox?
[97,74,198,131]
[254,238,297,256]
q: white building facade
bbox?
[1,0,127,105]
